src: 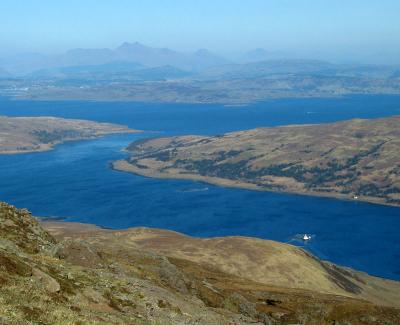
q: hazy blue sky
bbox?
[1,0,399,63]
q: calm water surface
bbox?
[0,95,399,280]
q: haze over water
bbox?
[0,95,399,280]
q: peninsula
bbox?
[0,116,138,154]
[113,116,400,206]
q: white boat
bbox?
[302,234,312,241]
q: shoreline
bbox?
[112,159,400,208]
[10,92,344,105]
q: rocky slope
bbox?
[1,201,400,324]
[0,116,138,154]
[113,116,400,206]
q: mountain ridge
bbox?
[0,42,229,76]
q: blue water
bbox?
[0,95,399,280]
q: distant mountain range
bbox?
[113,42,227,71]
[0,42,399,83]
[0,42,228,77]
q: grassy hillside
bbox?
[114,116,400,206]
[1,202,400,324]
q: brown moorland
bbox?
[113,116,400,206]
[1,201,400,324]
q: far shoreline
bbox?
[8,91,400,106]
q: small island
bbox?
[113,116,400,206]
[0,116,139,154]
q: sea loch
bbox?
[0,95,399,280]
